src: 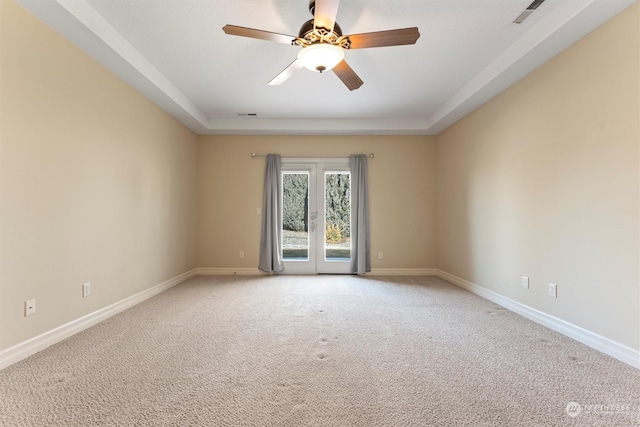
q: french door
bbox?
[281,159,351,274]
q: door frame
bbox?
[281,157,352,275]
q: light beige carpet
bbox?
[0,275,638,426]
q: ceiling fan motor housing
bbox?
[298,19,342,40]
[295,19,350,50]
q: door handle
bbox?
[310,211,317,232]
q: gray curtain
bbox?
[350,154,371,274]
[258,154,284,273]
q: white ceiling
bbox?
[16,0,635,135]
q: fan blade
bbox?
[347,27,420,49]
[333,60,363,91]
[313,0,340,33]
[268,59,304,86]
[222,25,295,45]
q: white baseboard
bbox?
[435,269,640,369]
[0,269,196,371]
[196,267,439,276]
[196,268,267,276]
[369,268,438,276]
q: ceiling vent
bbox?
[513,0,546,24]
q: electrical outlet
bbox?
[548,283,557,298]
[378,252,383,259]
[83,282,91,297]
[239,251,245,259]
[25,299,36,316]
[522,276,529,289]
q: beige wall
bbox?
[436,3,639,349]
[197,135,437,271]
[0,1,198,351]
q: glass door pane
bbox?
[282,172,309,260]
[324,172,351,261]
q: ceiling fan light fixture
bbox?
[297,44,344,73]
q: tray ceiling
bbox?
[16,0,635,135]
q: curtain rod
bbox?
[251,153,374,159]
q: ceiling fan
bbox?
[223,0,420,91]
